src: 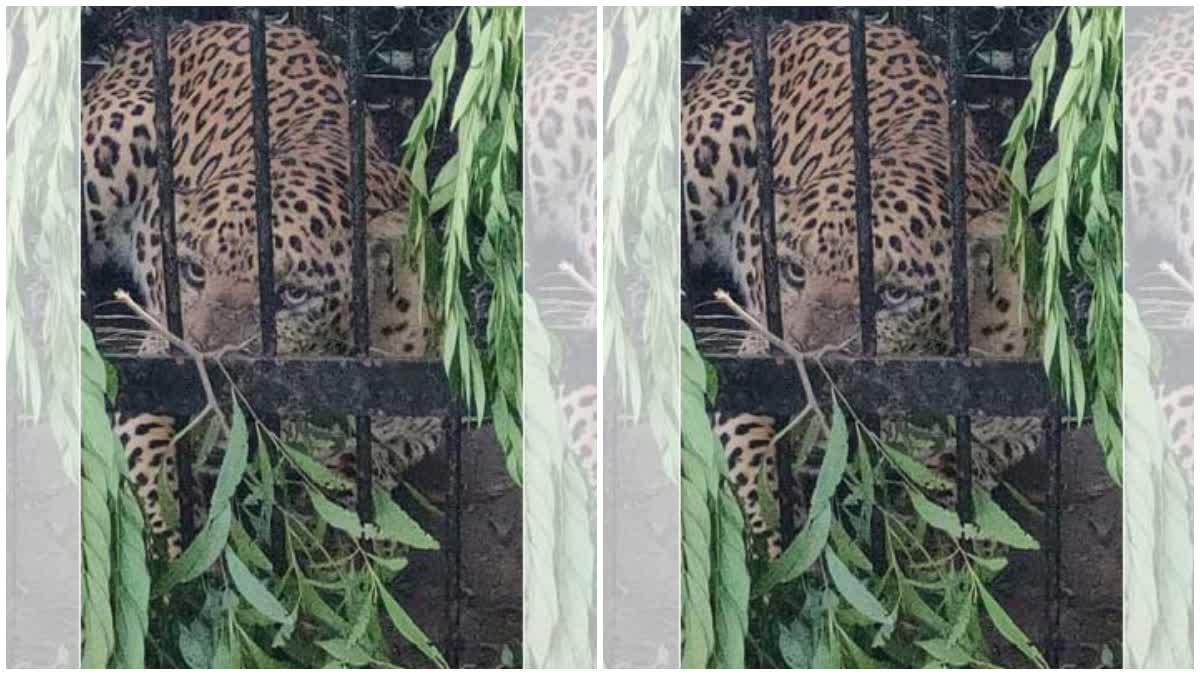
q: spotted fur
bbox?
[1127,11,1194,488]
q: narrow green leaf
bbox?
[210,402,249,509]
[225,549,290,624]
[825,549,890,625]
[755,504,832,596]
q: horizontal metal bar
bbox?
[107,355,453,416]
[709,356,1054,417]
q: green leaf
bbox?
[158,505,233,594]
[907,487,963,539]
[112,487,150,668]
[178,619,215,669]
[225,549,290,624]
[371,486,439,549]
[755,504,832,596]
[712,486,750,668]
[778,619,814,668]
[810,403,849,507]
[979,581,1047,667]
[209,401,249,509]
[917,639,973,666]
[307,488,364,539]
[825,549,891,625]
[882,443,953,492]
[970,488,1040,550]
[281,443,353,492]
[317,639,372,667]
[378,581,449,667]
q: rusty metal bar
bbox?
[1043,411,1064,667]
[345,8,375,527]
[750,9,795,544]
[107,355,452,415]
[710,355,1053,417]
[151,10,196,547]
[249,9,277,356]
[443,413,464,667]
[749,10,783,339]
[946,8,975,524]
[81,183,94,325]
[850,9,877,356]
[151,9,183,340]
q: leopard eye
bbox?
[782,261,806,285]
[181,260,206,287]
[279,285,315,308]
[879,285,913,308]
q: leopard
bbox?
[525,8,599,332]
[1125,9,1195,489]
[524,8,601,488]
[83,20,441,556]
[682,20,1043,556]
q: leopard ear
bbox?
[366,208,408,242]
[967,208,1008,242]
[966,209,1008,294]
[365,210,407,285]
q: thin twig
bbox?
[713,289,851,435]
[113,289,230,433]
[1157,261,1194,294]
[557,261,597,297]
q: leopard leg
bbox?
[1159,385,1194,487]
[368,415,446,489]
[114,412,183,557]
[904,415,1044,495]
[559,384,598,487]
[714,412,782,558]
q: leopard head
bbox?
[769,171,1010,356]
[167,163,410,355]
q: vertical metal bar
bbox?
[347,11,370,358]
[749,10,783,339]
[948,11,969,356]
[946,8,975,523]
[80,182,94,326]
[249,9,277,356]
[849,9,891,574]
[151,9,183,340]
[750,8,796,546]
[346,8,375,527]
[152,10,195,547]
[680,159,695,327]
[443,414,464,668]
[1042,412,1063,667]
[850,9,877,356]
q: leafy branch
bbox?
[402,6,524,483]
[81,325,150,668]
[1001,6,1123,482]
[714,285,1046,668]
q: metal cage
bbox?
[683,7,1066,666]
[80,7,468,665]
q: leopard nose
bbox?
[192,300,259,351]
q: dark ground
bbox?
[992,427,1123,668]
[389,426,523,669]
